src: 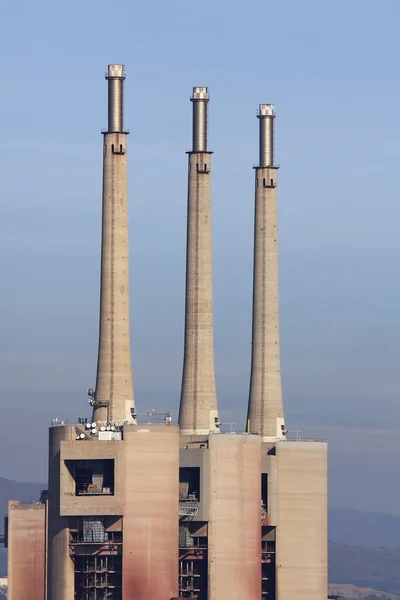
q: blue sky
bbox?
[0,0,400,512]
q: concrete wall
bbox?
[7,501,45,600]
[59,438,126,516]
[207,434,261,600]
[48,424,179,600]
[275,441,328,600]
[180,435,262,600]
[123,425,179,600]
[47,425,75,600]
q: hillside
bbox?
[329,584,400,600]
[329,508,400,548]
[0,478,44,524]
[329,542,400,595]
[329,507,400,597]
[328,509,400,597]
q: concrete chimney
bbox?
[91,65,135,425]
[178,87,220,435]
[246,104,286,441]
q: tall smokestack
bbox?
[246,104,286,441]
[91,65,135,425]
[179,87,220,435]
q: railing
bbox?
[77,488,113,496]
[78,567,121,574]
[179,493,199,518]
[262,542,275,554]
[70,532,122,544]
[179,541,207,550]
[50,418,70,427]
[52,411,176,429]
[136,411,174,425]
[179,505,199,518]
[252,163,280,169]
[283,435,328,443]
[179,493,198,502]
[179,585,201,592]
[101,128,130,134]
[219,422,236,433]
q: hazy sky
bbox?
[0,0,400,513]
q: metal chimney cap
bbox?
[192,86,209,101]
[106,64,125,79]
[258,104,275,117]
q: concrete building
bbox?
[5,496,47,600]
[47,422,179,600]
[4,71,328,600]
[260,440,328,600]
[179,87,220,436]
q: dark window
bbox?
[262,473,268,512]
[66,459,115,496]
[4,516,8,548]
[179,467,200,501]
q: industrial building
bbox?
[4,66,327,600]
[5,493,47,600]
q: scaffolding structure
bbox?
[261,540,275,599]
[179,526,208,600]
[70,518,122,600]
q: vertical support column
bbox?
[179,87,220,435]
[247,105,286,441]
[47,426,75,600]
[93,65,135,425]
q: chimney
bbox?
[91,65,135,425]
[179,87,220,435]
[246,104,286,441]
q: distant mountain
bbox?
[329,583,400,600]
[329,542,400,594]
[0,478,44,524]
[328,508,400,597]
[329,508,400,548]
